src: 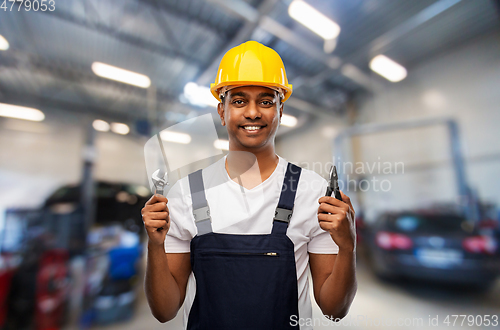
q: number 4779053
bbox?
[1,0,56,12]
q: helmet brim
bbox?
[211,81,293,103]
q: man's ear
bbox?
[279,102,283,123]
[217,102,226,126]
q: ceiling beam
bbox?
[306,0,462,90]
[208,0,342,68]
[209,0,462,94]
[149,4,183,51]
[38,8,205,67]
[0,50,180,118]
[138,0,234,39]
[258,16,342,70]
[206,0,373,91]
[0,89,144,123]
[197,0,280,86]
[200,0,344,118]
[349,0,462,63]
[1,54,174,99]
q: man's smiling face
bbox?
[217,86,283,152]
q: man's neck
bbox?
[225,148,279,187]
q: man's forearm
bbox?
[318,248,357,319]
[145,243,182,322]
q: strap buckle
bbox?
[274,207,293,223]
[193,206,211,222]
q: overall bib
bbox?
[186,162,302,330]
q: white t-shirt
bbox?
[164,154,339,329]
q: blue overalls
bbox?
[186,162,302,330]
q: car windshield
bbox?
[388,214,468,233]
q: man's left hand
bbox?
[317,191,356,252]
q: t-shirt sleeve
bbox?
[306,173,339,255]
[163,178,196,253]
[308,231,339,254]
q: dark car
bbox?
[43,181,151,234]
[365,211,500,288]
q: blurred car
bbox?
[1,182,150,329]
[44,181,151,235]
[365,211,500,288]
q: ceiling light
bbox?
[0,35,9,51]
[323,38,337,54]
[369,55,407,82]
[288,0,340,40]
[91,62,151,88]
[110,122,130,135]
[213,139,229,150]
[160,131,191,144]
[0,103,44,121]
[93,119,110,132]
[281,114,298,127]
[183,82,219,108]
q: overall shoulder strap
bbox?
[188,169,213,236]
[271,162,302,235]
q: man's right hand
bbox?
[141,194,170,246]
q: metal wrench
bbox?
[152,168,169,232]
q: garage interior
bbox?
[0,0,499,329]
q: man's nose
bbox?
[244,101,261,119]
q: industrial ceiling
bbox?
[0,0,498,136]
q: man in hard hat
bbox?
[142,41,357,329]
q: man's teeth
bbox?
[243,126,262,130]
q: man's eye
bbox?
[232,100,245,105]
[261,100,274,106]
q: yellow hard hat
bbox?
[210,41,293,103]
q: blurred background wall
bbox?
[355,29,500,219]
[279,28,500,221]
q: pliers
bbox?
[326,165,343,201]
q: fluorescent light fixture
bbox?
[183,82,220,108]
[281,114,298,127]
[323,38,337,54]
[213,139,229,151]
[0,35,9,51]
[288,0,340,40]
[0,103,44,121]
[91,62,151,88]
[93,119,110,132]
[369,55,407,82]
[160,131,191,144]
[110,122,130,135]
